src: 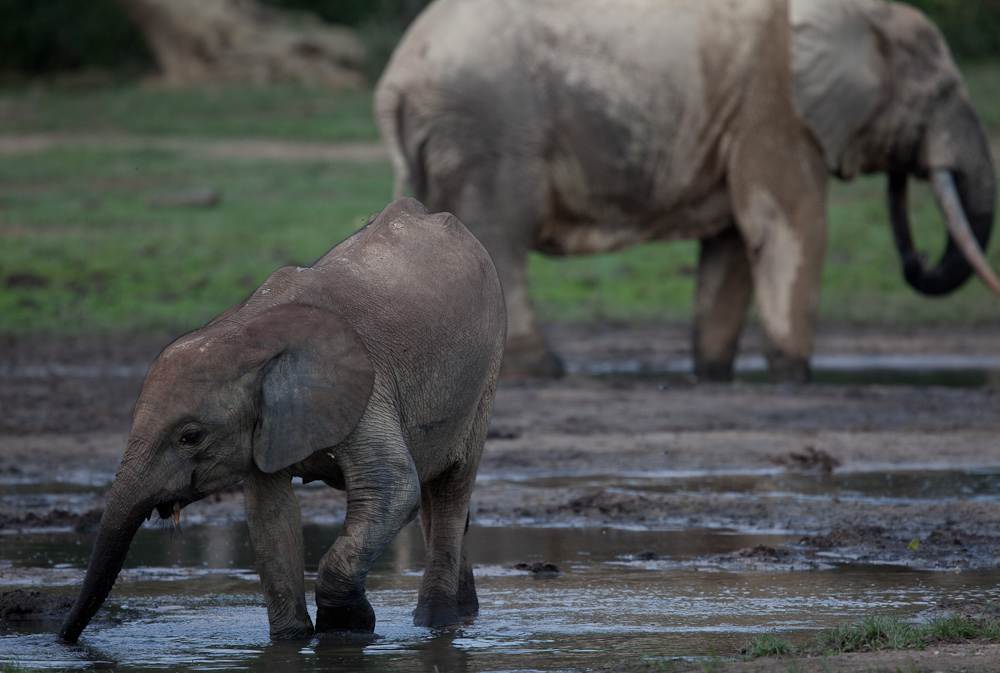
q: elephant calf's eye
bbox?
[179,429,205,446]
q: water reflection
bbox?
[4,523,1000,671]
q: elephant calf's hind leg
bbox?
[414,466,479,628]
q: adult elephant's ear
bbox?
[241,304,375,474]
[789,0,889,178]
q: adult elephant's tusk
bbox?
[931,169,1000,298]
[173,502,181,525]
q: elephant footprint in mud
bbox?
[377,0,1000,382]
[59,198,507,642]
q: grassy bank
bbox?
[1,63,999,337]
[0,147,389,336]
[608,612,1000,672]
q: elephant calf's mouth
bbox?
[152,501,183,524]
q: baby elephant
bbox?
[59,197,506,642]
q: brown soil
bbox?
[660,643,1000,673]
[2,322,999,671]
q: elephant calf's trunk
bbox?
[58,490,151,642]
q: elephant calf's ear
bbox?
[243,304,375,474]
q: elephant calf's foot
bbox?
[413,595,461,628]
[269,621,315,640]
[315,596,376,633]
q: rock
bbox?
[513,561,561,574]
[118,0,368,88]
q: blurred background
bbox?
[0,0,998,339]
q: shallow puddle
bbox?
[4,523,1000,672]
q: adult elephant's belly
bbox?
[535,185,733,255]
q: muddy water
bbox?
[4,522,1000,672]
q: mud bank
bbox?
[1,324,999,671]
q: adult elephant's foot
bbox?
[767,352,811,384]
[315,595,376,633]
[413,594,460,628]
[501,334,564,379]
[694,358,735,382]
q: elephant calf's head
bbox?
[59,302,375,643]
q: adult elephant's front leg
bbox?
[730,135,828,383]
[244,471,313,639]
[693,226,754,381]
[314,424,421,633]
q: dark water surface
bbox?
[4,523,1000,672]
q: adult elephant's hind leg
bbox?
[314,421,421,633]
[432,156,560,379]
[693,226,753,381]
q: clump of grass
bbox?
[921,613,1000,644]
[815,614,921,653]
[740,631,795,658]
[740,611,1000,662]
[1,660,41,673]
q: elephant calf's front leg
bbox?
[314,430,421,633]
[244,471,314,639]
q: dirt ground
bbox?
[2,321,1000,672]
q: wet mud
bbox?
[1,323,1000,671]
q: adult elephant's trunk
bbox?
[888,105,1000,297]
[58,469,155,643]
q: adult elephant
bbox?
[375,0,1000,382]
[58,198,506,642]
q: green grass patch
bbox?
[740,631,795,659]
[815,614,924,653]
[528,172,1000,325]
[964,60,1000,131]
[2,145,999,337]
[739,612,1000,662]
[0,147,391,336]
[527,241,699,323]
[0,84,379,141]
[2,60,1000,336]
[0,660,42,673]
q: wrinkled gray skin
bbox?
[59,198,506,642]
[375,0,999,382]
